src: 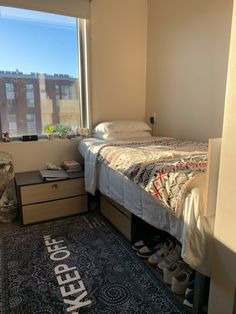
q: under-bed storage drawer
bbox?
[101,196,131,241]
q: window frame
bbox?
[0,12,90,142]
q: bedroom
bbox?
[0,0,235,313]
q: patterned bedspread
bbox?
[97,138,208,215]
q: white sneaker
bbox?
[183,290,194,308]
[147,239,175,267]
[137,241,164,259]
[157,244,182,271]
[171,270,192,295]
[185,280,195,296]
[132,240,145,251]
[163,261,186,285]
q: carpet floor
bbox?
[0,212,189,313]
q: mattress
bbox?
[79,137,105,157]
[79,137,214,276]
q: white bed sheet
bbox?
[79,138,214,276]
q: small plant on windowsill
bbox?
[44,124,57,140]
[56,124,70,139]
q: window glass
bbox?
[61,85,70,100]
[26,83,35,107]
[5,83,15,99]
[26,114,36,134]
[0,6,88,137]
[7,113,17,135]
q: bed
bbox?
[79,121,219,277]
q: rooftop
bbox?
[0,70,76,80]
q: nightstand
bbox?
[15,171,87,225]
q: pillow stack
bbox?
[92,120,151,140]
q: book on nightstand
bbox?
[40,169,69,181]
[61,160,82,173]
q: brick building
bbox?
[0,71,80,136]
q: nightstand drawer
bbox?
[21,178,85,205]
[22,195,87,224]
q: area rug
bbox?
[0,212,188,313]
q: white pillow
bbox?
[92,120,151,134]
[93,131,152,140]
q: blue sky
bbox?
[0,6,78,77]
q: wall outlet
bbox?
[150,112,156,124]
[151,112,156,122]
[150,117,155,124]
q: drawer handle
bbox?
[51,183,58,190]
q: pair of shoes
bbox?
[157,244,182,271]
[183,280,195,308]
[133,234,165,259]
[132,234,164,252]
[171,269,193,295]
[183,279,209,311]
[163,260,186,285]
[183,290,194,308]
[148,239,175,267]
[185,279,195,296]
[132,240,145,251]
[136,240,164,259]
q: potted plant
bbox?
[56,124,70,139]
[44,124,57,140]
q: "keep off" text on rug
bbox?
[43,235,92,313]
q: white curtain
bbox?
[0,0,90,19]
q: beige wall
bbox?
[90,0,147,127]
[146,0,233,141]
[0,139,83,173]
[208,0,236,311]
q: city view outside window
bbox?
[0,6,87,137]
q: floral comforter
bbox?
[97,138,208,215]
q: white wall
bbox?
[90,0,147,126]
[146,0,233,141]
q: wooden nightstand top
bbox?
[15,170,84,187]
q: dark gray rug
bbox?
[0,212,188,313]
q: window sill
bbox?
[0,136,83,145]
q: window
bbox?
[26,114,36,134]
[61,85,70,100]
[69,85,76,100]
[55,85,60,100]
[55,84,77,100]
[5,83,16,107]
[26,84,35,107]
[0,6,89,138]
[5,83,15,99]
[7,114,17,135]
